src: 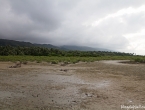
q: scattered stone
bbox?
[61,64,67,66]
[9,62,22,68]
[72,101,77,103]
[85,93,93,97]
[60,69,68,72]
[37,94,40,97]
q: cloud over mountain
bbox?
[0,0,145,55]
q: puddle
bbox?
[90,80,110,87]
[101,60,129,65]
[0,91,25,99]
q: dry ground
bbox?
[0,61,145,110]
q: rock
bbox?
[85,93,93,97]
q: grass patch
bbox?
[134,58,145,63]
[0,55,144,64]
[51,60,58,64]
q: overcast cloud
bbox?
[0,0,145,55]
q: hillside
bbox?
[0,39,58,49]
[0,39,111,52]
[60,45,111,51]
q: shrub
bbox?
[51,60,58,64]
[134,58,145,63]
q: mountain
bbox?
[60,45,111,51]
[0,39,58,49]
[0,38,111,52]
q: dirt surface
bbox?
[0,61,145,110]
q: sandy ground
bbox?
[0,61,145,110]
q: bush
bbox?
[134,58,145,63]
[51,60,58,64]
[22,61,28,65]
[36,61,41,63]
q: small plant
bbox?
[36,61,41,63]
[71,60,79,64]
[51,60,58,64]
[22,61,28,64]
[134,58,145,63]
[63,61,69,65]
[135,58,142,62]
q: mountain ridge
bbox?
[0,38,111,52]
[60,45,111,51]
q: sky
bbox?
[0,0,145,55]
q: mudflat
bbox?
[0,61,145,110]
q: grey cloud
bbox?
[0,0,145,54]
[8,0,63,30]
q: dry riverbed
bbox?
[0,61,145,110]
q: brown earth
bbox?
[0,61,145,110]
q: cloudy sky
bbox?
[0,0,145,55]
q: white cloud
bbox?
[123,29,145,55]
[92,5,145,26]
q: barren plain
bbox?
[0,61,145,110]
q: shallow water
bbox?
[101,60,129,65]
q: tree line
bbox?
[0,46,134,57]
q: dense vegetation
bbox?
[0,56,135,63]
[0,46,134,56]
[0,46,144,63]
